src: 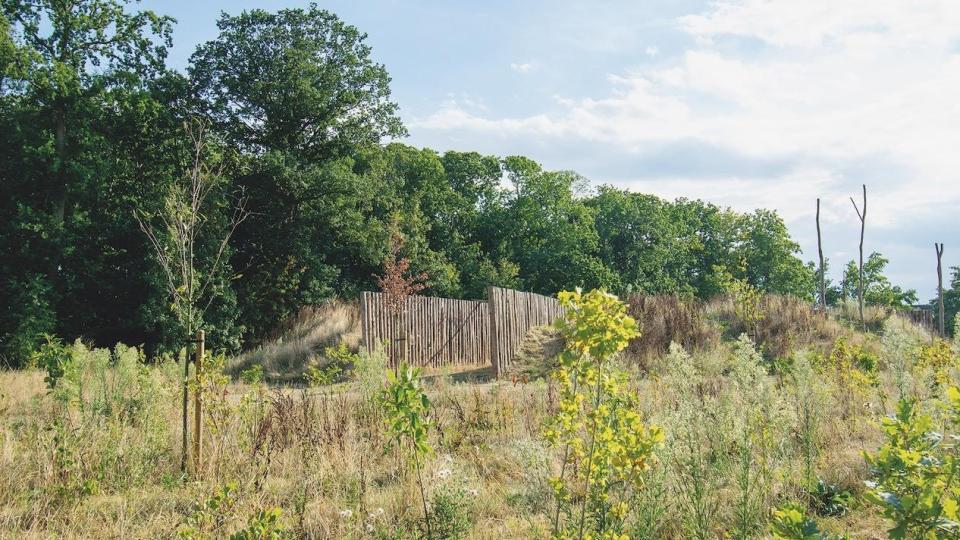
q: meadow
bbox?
[1,293,957,539]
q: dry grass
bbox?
[625,295,719,368]
[228,301,361,383]
[706,294,845,360]
[0,302,947,539]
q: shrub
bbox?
[30,335,73,390]
[545,289,663,540]
[379,363,433,536]
[770,503,846,540]
[863,392,960,539]
[230,508,289,540]
[426,485,473,540]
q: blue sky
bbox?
[143,0,959,298]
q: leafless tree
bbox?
[936,243,945,336]
[134,120,248,472]
[849,184,867,331]
[816,198,826,312]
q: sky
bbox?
[142,0,959,299]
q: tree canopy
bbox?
[0,1,905,366]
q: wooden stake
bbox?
[180,340,190,474]
[936,243,945,336]
[850,184,867,331]
[816,198,826,312]
[192,329,204,476]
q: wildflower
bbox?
[365,523,374,532]
[436,468,452,480]
[466,488,479,497]
[368,507,385,520]
[338,509,353,519]
[442,453,453,463]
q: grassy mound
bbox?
[227,301,360,383]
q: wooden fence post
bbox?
[192,329,204,476]
[180,339,190,474]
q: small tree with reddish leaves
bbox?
[375,231,427,367]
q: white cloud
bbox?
[410,0,960,291]
[510,62,534,74]
[645,46,659,57]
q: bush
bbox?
[426,486,473,540]
[863,392,960,539]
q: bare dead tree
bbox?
[850,184,867,331]
[375,230,427,368]
[936,242,945,336]
[134,121,248,473]
[816,198,826,312]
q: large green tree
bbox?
[187,5,406,340]
[0,0,174,363]
[189,3,404,158]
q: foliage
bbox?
[230,508,289,540]
[770,503,847,540]
[917,338,958,387]
[840,253,917,308]
[178,482,241,539]
[30,334,71,389]
[426,485,473,540]
[863,393,960,539]
[379,363,434,536]
[808,478,853,518]
[545,288,663,539]
[0,0,835,362]
[240,364,264,385]
[819,337,880,398]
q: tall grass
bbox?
[0,295,952,538]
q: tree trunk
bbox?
[936,243,945,336]
[816,198,826,312]
[850,185,866,331]
[53,111,67,224]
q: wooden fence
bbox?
[487,286,565,375]
[360,292,491,368]
[359,287,565,375]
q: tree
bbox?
[1,0,172,242]
[135,121,247,472]
[495,158,616,294]
[188,5,407,339]
[850,184,867,329]
[0,0,173,363]
[840,252,917,309]
[189,3,405,159]
[936,266,959,337]
[817,198,826,311]
[736,209,815,300]
[936,243,945,336]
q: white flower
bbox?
[466,488,479,497]
[365,523,374,532]
[375,507,385,516]
[442,454,453,463]
[338,509,353,519]
[368,507,385,520]
[436,468,452,480]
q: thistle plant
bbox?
[379,363,434,538]
[544,289,663,540]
